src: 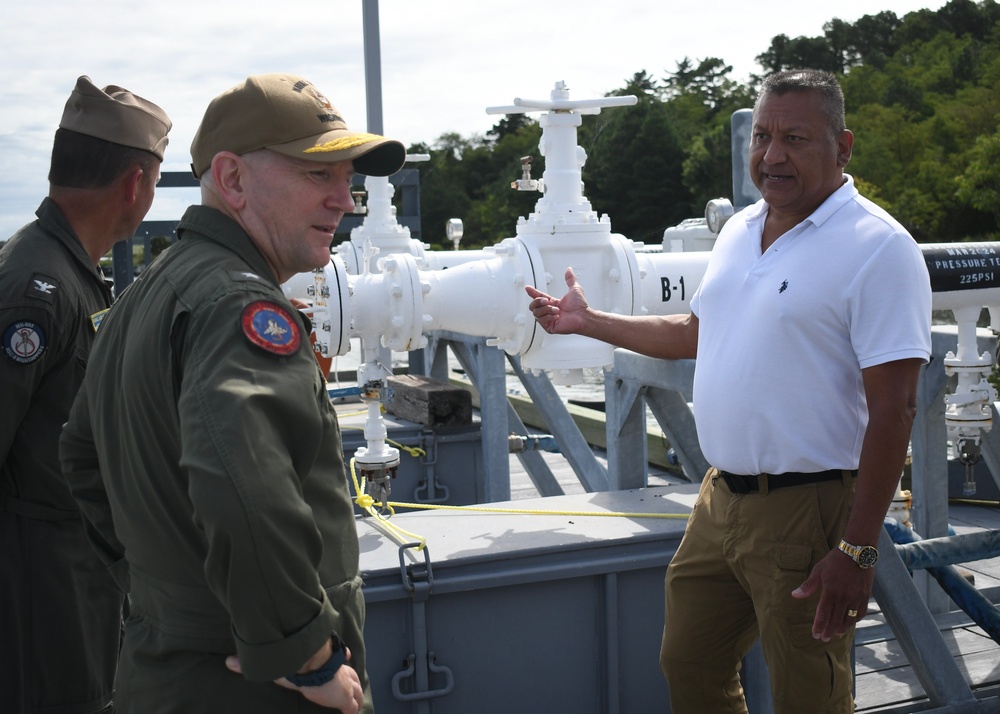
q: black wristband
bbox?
[285,633,347,687]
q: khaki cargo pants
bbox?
[660,468,857,713]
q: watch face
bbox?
[858,546,878,568]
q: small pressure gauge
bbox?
[705,198,734,234]
[446,218,463,242]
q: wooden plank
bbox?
[855,648,1000,712]
[854,671,924,712]
[855,626,995,674]
[385,374,472,426]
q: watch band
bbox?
[837,539,878,569]
[285,633,347,687]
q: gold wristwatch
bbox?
[837,539,878,569]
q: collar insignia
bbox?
[33,279,56,294]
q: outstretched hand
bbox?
[524,267,590,335]
[226,648,364,712]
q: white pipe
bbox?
[418,240,534,351]
[281,81,1000,395]
[278,77,1000,488]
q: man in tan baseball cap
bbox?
[1,75,169,714]
[59,74,403,713]
[190,72,404,179]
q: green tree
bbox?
[487,113,532,143]
[682,122,734,214]
[664,58,752,130]
[824,18,857,72]
[409,134,480,248]
[412,118,546,249]
[584,90,691,242]
[408,1,1000,250]
[832,4,999,241]
[956,130,1000,223]
[756,34,840,74]
[848,11,903,69]
[662,58,737,110]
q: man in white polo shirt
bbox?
[525,69,931,713]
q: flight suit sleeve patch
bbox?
[3,320,47,364]
[240,301,302,356]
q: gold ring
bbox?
[847,609,858,618]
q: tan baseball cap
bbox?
[59,76,171,160]
[190,73,406,179]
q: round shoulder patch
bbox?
[240,301,302,357]
[3,320,47,365]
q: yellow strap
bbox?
[350,459,428,549]
[372,501,690,519]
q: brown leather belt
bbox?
[718,469,857,494]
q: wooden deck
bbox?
[855,606,1000,712]
[853,500,1000,712]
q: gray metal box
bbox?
[339,409,485,513]
[358,486,697,713]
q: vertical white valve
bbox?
[944,305,998,496]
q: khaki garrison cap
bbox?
[190,73,406,179]
[59,76,171,160]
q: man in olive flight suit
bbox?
[60,73,405,713]
[0,76,170,713]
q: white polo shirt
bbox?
[689,175,932,475]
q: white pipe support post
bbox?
[944,304,996,441]
[923,242,1000,448]
[354,340,401,482]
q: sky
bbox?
[0,0,945,241]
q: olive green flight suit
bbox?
[0,198,120,714]
[60,205,372,713]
